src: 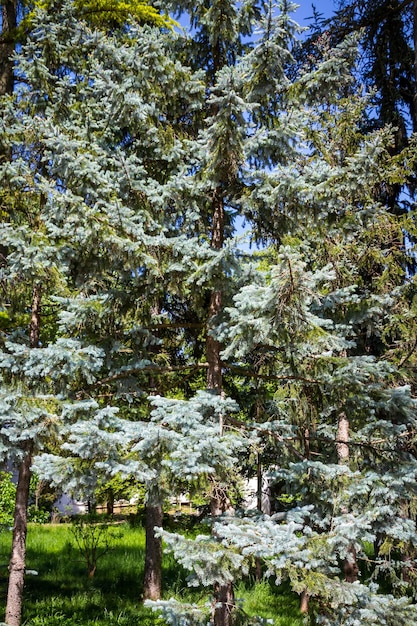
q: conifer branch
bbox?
[398,335,417,367]
[225,415,305,460]
[145,322,205,331]
[89,362,320,390]
[223,363,320,384]
[93,363,209,388]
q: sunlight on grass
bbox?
[236,580,304,626]
[0,522,304,626]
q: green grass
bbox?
[0,522,304,626]
[235,580,304,626]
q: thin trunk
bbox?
[206,190,224,400]
[299,427,310,613]
[337,412,359,583]
[143,496,163,601]
[206,190,235,626]
[206,288,223,391]
[255,390,264,581]
[336,412,349,465]
[87,499,96,515]
[142,301,163,602]
[106,489,114,516]
[29,284,42,349]
[343,545,359,583]
[0,1,17,269]
[255,452,262,581]
[206,190,224,392]
[210,485,235,626]
[5,453,32,626]
[300,590,309,614]
[256,452,262,513]
[0,0,16,97]
[413,0,417,130]
[5,284,41,626]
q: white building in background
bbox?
[54,493,87,515]
[242,476,271,515]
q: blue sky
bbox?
[175,2,338,37]
[173,1,341,249]
[293,1,337,31]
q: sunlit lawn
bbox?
[0,521,304,625]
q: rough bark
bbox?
[212,582,235,626]
[300,590,309,614]
[343,545,359,583]
[5,452,32,626]
[336,412,349,465]
[206,190,224,392]
[255,452,262,581]
[142,300,164,602]
[29,284,42,349]
[336,412,359,583]
[0,0,17,266]
[210,483,235,626]
[413,0,417,129]
[143,498,163,601]
[0,0,16,97]
[206,191,235,626]
[206,288,223,391]
[106,489,114,516]
[5,284,41,626]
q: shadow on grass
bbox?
[0,524,166,625]
[0,522,304,626]
[235,579,304,626]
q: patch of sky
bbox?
[170,2,337,254]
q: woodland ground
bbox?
[0,519,303,626]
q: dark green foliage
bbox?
[0,472,16,527]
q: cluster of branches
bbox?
[1,1,417,626]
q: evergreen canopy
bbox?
[1,1,417,625]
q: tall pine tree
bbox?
[0,0,203,621]
[2,1,417,625]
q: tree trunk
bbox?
[337,412,359,583]
[5,284,41,626]
[210,484,235,626]
[206,287,223,391]
[5,452,32,626]
[206,190,224,392]
[143,497,163,601]
[255,451,263,581]
[336,412,349,465]
[212,582,235,626]
[142,301,164,601]
[0,0,17,97]
[106,488,114,516]
[297,423,312,612]
[413,0,417,130]
[343,545,359,583]
[29,284,42,349]
[0,0,17,264]
[300,590,309,614]
[206,190,235,626]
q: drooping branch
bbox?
[224,363,320,384]
[90,362,320,391]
